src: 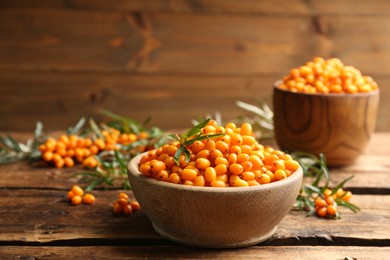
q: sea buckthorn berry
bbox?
[240,123,252,136]
[123,204,133,215]
[229,163,244,175]
[71,185,84,197]
[258,174,271,184]
[210,180,227,187]
[169,173,181,184]
[181,168,198,181]
[71,195,82,205]
[284,160,300,171]
[129,201,141,211]
[215,140,229,153]
[67,191,74,200]
[274,169,287,181]
[210,149,224,160]
[215,164,228,176]
[316,207,328,218]
[216,174,228,183]
[205,167,217,183]
[194,175,206,186]
[43,151,54,161]
[64,157,74,168]
[327,205,337,216]
[196,158,211,170]
[150,160,166,173]
[83,193,96,205]
[118,192,129,201]
[315,197,327,209]
[214,157,229,166]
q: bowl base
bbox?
[152,223,277,249]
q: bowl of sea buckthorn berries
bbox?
[127,119,303,248]
[274,57,380,166]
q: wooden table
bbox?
[1,133,389,259]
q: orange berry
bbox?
[118,192,129,201]
[129,201,141,211]
[181,168,198,182]
[316,207,327,218]
[43,151,54,161]
[83,193,96,205]
[71,195,82,205]
[205,167,217,183]
[229,163,243,175]
[240,123,252,136]
[64,157,74,168]
[210,180,227,187]
[195,158,211,170]
[123,204,133,215]
[67,191,74,200]
[71,185,84,197]
[113,202,123,214]
[55,159,65,168]
[327,205,337,216]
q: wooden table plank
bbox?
[0,189,389,245]
[1,245,390,260]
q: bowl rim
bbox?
[273,80,380,97]
[128,151,303,193]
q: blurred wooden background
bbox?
[0,0,389,132]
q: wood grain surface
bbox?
[0,1,389,131]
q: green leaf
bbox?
[181,118,210,142]
[89,119,104,139]
[166,133,180,142]
[173,145,187,165]
[304,184,322,196]
[185,133,225,145]
[32,121,43,151]
[331,175,355,196]
[67,117,86,135]
[336,199,360,213]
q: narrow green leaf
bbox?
[173,145,187,165]
[89,119,104,139]
[304,184,322,195]
[67,117,86,135]
[166,133,180,142]
[32,121,43,150]
[331,175,355,196]
[181,118,210,141]
[336,199,360,213]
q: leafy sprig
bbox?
[0,122,44,164]
[167,118,225,165]
[292,152,360,217]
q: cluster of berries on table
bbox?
[112,192,141,216]
[315,188,353,218]
[67,185,96,205]
[39,128,149,169]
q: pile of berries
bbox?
[112,192,141,216]
[315,188,353,218]
[279,57,378,94]
[39,128,149,168]
[67,185,96,205]
[139,121,300,187]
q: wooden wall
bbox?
[0,0,389,132]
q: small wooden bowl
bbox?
[128,152,303,248]
[273,82,380,166]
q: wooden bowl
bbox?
[273,82,380,166]
[128,152,303,248]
